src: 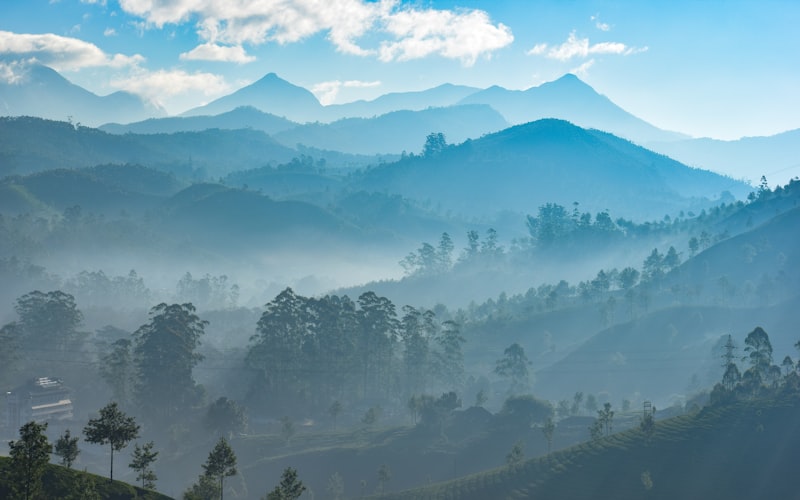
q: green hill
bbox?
[382,395,800,499]
[0,457,172,499]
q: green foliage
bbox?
[129,441,158,490]
[202,437,237,499]
[265,467,305,500]
[83,402,140,481]
[183,474,220,500]
[99,338,134,409]
[541,418,556,453]
[422,132,447,158]
[494,343,532,394]
[498,394,553,428]
[9,421,51,500]
[326,472,344,500]
[54,429,80,469]
[505,441,524,467]
[134,302,207,421]
[205,397,247,438]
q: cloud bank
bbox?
[117,0,513,65]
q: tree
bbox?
[183,474,220,500]
[436,320,465,390]
[205,397,247,438]
[129,441,159,490]
[265,467,306,500]
[499,394,554,428]
[83,402,140,481]
[328,400,343,429]
[54,428,80,468]
[326,472,345,500]
[377,464,391,495]
[422,132,447,157]
[280,416,296,445]
[0,322,21,386]
[571,391,584,415]
[743,326,773,379]
[475,389,488,408]
[597,402,614,436]
[14,290,85,370]
[134,302,207,422]
[99,338,135,409]
[541,417,556,454]
[202,437,237,500]
[494,343,532,394]
[506,441,524,467]
[9,421,51,500]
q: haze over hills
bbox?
[354,118,747,220]
[323,83,481,120]
[0,64,164,126]
[647,128,800,184]
[100,106,298,136]
[273,104,509,155]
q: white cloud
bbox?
[526,31,646,61]
[0,60,26,84]
[379,8,513,66]
[110,68,229,106]
[311,79,381,105]
[590,15,610,32]
[104,28,117,37]
[180,43,256,63]
[0,30,143,71]
[571,59,595,77]
[116,0,512,64]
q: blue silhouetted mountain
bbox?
[647,128,800,184]
[158,183,363,250]
[0,164,183,214]
[0,64,164,126]
[0,116,306,178]
[100,105,298,135]
[274,104,509,154]
[181,72,324,122]
[354,118,747,220]
[323,83,481,120]
[458,74,687,144]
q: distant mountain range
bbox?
[354,118,749,220]
[0,64,164,125]
[4,65,798,182]
[647,128,800,184]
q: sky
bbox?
[1,0,799,140]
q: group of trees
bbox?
[245,288,465,415]
[6,402,157,499]
[711,326,800,403]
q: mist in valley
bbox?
[2,3,800,498]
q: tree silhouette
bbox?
[265,467,306,500]
[54,428,80,468]
[9,421,51,500]
[202,437,237,500]
[129,441,159,490]
[83,402,139,481]
[495,343,532,394]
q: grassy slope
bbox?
[381,394,800,499]
[0,457,173,499]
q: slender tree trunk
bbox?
[220,476,224,500]
[110,445,114,482]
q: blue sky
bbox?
[1,0,798,140]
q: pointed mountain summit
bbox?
[356,118,745,220]
[0,64,164,126]
[459,74,687,144]
[182,72,323,123]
